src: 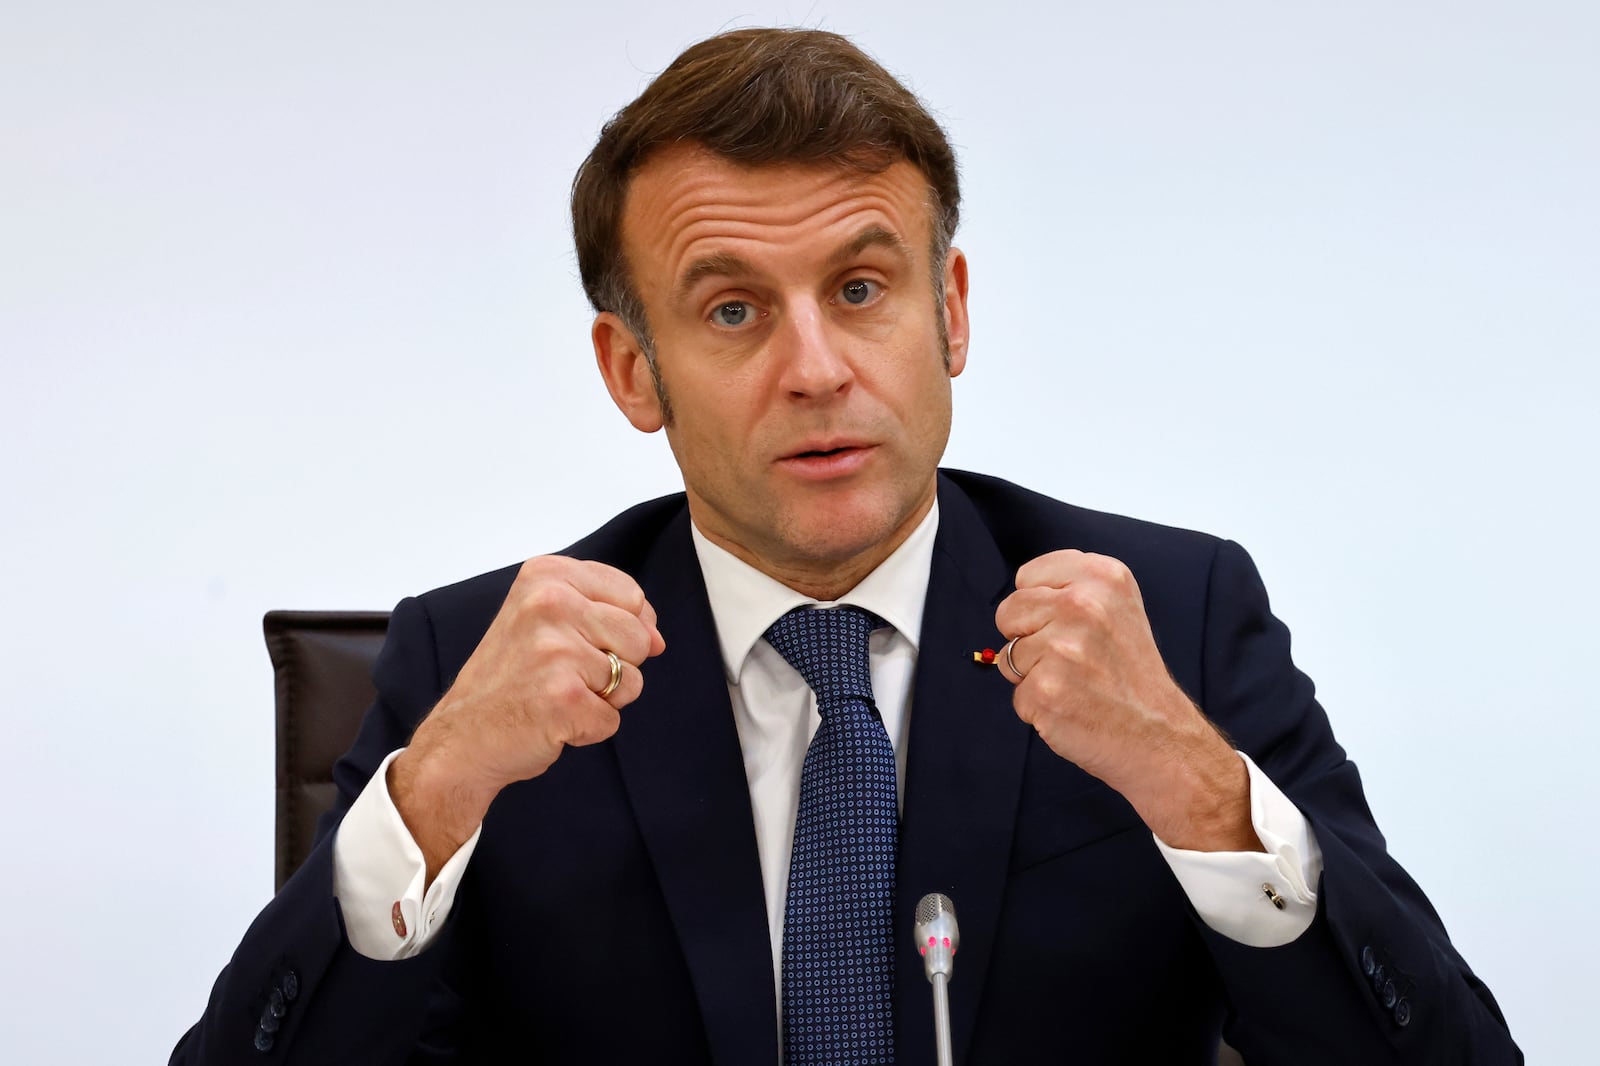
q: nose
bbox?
[774,300,853,400]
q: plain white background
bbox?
[2,2,1594,1061]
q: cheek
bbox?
[897,370,955,460]
[669,398,763,478]
[886,352,954,421]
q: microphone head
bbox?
[914,893,960,981]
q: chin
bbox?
[777,496,913,563]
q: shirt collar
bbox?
[690,501,939,684]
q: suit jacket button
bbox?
[253,1028,275,1052]
[259,1005,281,1035]
[281,970,300,1003]
[1360,946,1376,976]
[1394,998,1412,1027]
[1371,962,1386,992]
[1381,979,1398,1010]
[268,988,287,1019]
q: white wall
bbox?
[3,2,1594,1061]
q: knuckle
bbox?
[526,630,569,662]
[1046,634,1081,663]
[1059,585,1107,624]
[620,581,647,613]
[550,674,591,707]
[1089,553,1130,584]
[588,560,646,608]
[521,579,571,615]
[575,707,622,745]
[517,555,563,583]
[1076,592,1110,626]
[1012,690,1040,725]
[1032,671,1067,708]
[615,673,645,706]
[579,599,610,637]
[620,622,653,662]
[1026,549,1078,584]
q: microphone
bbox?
[914,893,959,1066]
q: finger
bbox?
[562,559,664,655]
[994,585,1065,642]
[577,600,658,666]
[564,558,652,614]
[585,647,625,700]
[587,649,646,710]
[1014,549,1089,590]
[999,636,1027,685]
[1019,551,1139,606]
[638,597,666,657]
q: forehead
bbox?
[619,146,934,295]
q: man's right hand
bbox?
[387,556,665,880]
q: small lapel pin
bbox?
[972,648,998,665]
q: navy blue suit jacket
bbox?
[173,471,1519,1063]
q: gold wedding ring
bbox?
[1003,637,1026,680]
[598,651,623,698]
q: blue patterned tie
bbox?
[766,605,897,1066]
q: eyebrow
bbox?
[827,225,911,269]
[675,252,756,302]
[672,225,914,302]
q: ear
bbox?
[593,312,664,433]
[941,246,971,378]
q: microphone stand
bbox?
[931,970,953,1066]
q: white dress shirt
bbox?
[333,503,1324,985]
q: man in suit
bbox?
[174,27,1520,1064]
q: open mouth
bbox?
[778,443,873,479]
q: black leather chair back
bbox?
[264,610,390,891]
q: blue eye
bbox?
[840,279,879,305]
[711,302,750,327]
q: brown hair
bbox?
[571,27,961,351]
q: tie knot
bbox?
[764,605,884,712]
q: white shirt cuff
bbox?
[331,748,482,961]
[1152,751,1324,948]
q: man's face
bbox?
[595,145,969,592]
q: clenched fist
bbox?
[994,549,1260,853]
[389,556,665,878]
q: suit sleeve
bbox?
[1196,538,1521,1064]
[169,596,468,1065]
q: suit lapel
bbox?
[896,475,1033,1066]
[610,510,778,1066]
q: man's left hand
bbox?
[994,549,1263,853]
